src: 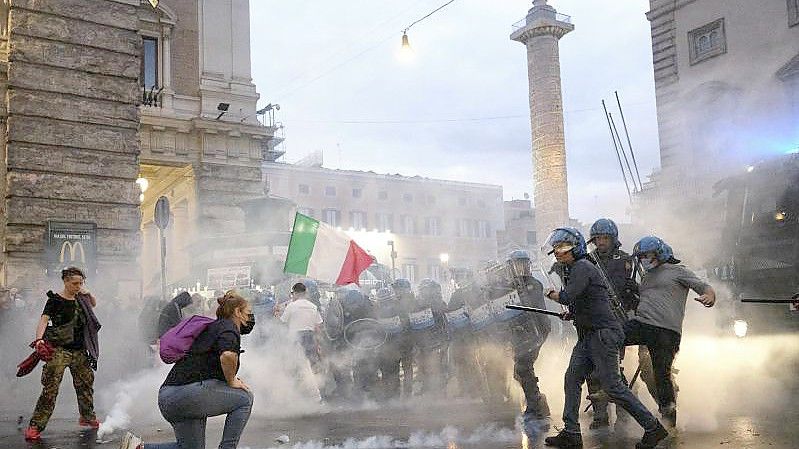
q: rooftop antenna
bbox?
[602,100,633,202]
[609,112,639,192]
[615,91,643,189]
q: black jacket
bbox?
[559,259,620,333]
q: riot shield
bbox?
[323,298,345,341]
[343,318,387,351]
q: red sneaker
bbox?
[24,426,41,441]
[78,417,101,429]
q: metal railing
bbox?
[511,11,572,32]
[141,85,164,108]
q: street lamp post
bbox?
[439,253,450,299]
[388,240,397,281]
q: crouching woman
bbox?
[122,291,256,449]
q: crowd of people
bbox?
[19,217,727,449]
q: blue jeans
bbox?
[562,328,658,434]
[144,379,253,449]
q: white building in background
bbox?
[497,199,537,258]
[637,0,799,257]
[263,162,505,284]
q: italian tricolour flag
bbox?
[284,213,374,285]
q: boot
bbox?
[660,405,677,428]
[544,430,583,448]
[24,426,41,441]
[636,422,668,449]
[524,393,551,419]
[589,415,610,429]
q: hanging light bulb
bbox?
[402,32,411,49]
[398,32,414,62]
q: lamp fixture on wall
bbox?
[215,102,230,120]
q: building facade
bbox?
[264,162,505,284]
[497,199,537,259]
[640,0,799,257]
[0,0,280,300]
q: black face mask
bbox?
[240,313,256,335]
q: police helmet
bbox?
[392,278,412,291]
[303,279,321,303]
[375,287,396,302]
[544,227,587,258]
[417,278,442,299]
[507,249,532,277]
[633,236,679,263]
[589,218,619,246]
[340,288,367,310]
[508,249,532,261]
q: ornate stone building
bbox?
[636,0,799,258]
[263,162,505,284]
[0,0,280,299]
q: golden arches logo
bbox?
[59,241,86,264]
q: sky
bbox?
[249,0,660,224]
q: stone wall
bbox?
[2,0,141,297]
[163,0,200,98]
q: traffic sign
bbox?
[155,196,170,230]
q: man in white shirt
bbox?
[280,283,323,372]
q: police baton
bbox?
[505,304,565,318]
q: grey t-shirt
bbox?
[633,263,710,335]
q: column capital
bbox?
[510,4,574,43]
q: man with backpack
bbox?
[157,292,193,338]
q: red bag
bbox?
[16,340,55,378]
[35,340,55,361]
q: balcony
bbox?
[141,85,164,108]
[511,11,572,33]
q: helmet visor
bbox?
[542,229,578,254]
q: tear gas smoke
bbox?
[247,424,519,449]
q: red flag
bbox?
[335,240,374,285]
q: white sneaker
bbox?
[119,431,143,449]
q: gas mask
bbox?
[640,258,658,272]
[240,313,256,335]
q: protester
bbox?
[157,292,193,338]
[25,267,102,441]
[120,290,255,449]
[280,282,324,374]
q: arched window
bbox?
[688,19,726,65]
[697,35,710,54]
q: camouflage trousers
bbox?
[29,347,96,430]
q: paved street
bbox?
[2,396,797,449]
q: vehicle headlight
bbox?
[733,319,748,338]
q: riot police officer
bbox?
[303,279,323,308]
[445,278,481,398]
[339,288,378,400]
[392,278,416,397]
[374,287,405,400]
[504,250,552,431]
[410,278,448,396]
[585,218,637,429]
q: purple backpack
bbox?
[159,315,216,364]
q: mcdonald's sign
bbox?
[46,221,97,276]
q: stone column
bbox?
[511,0,574,245]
